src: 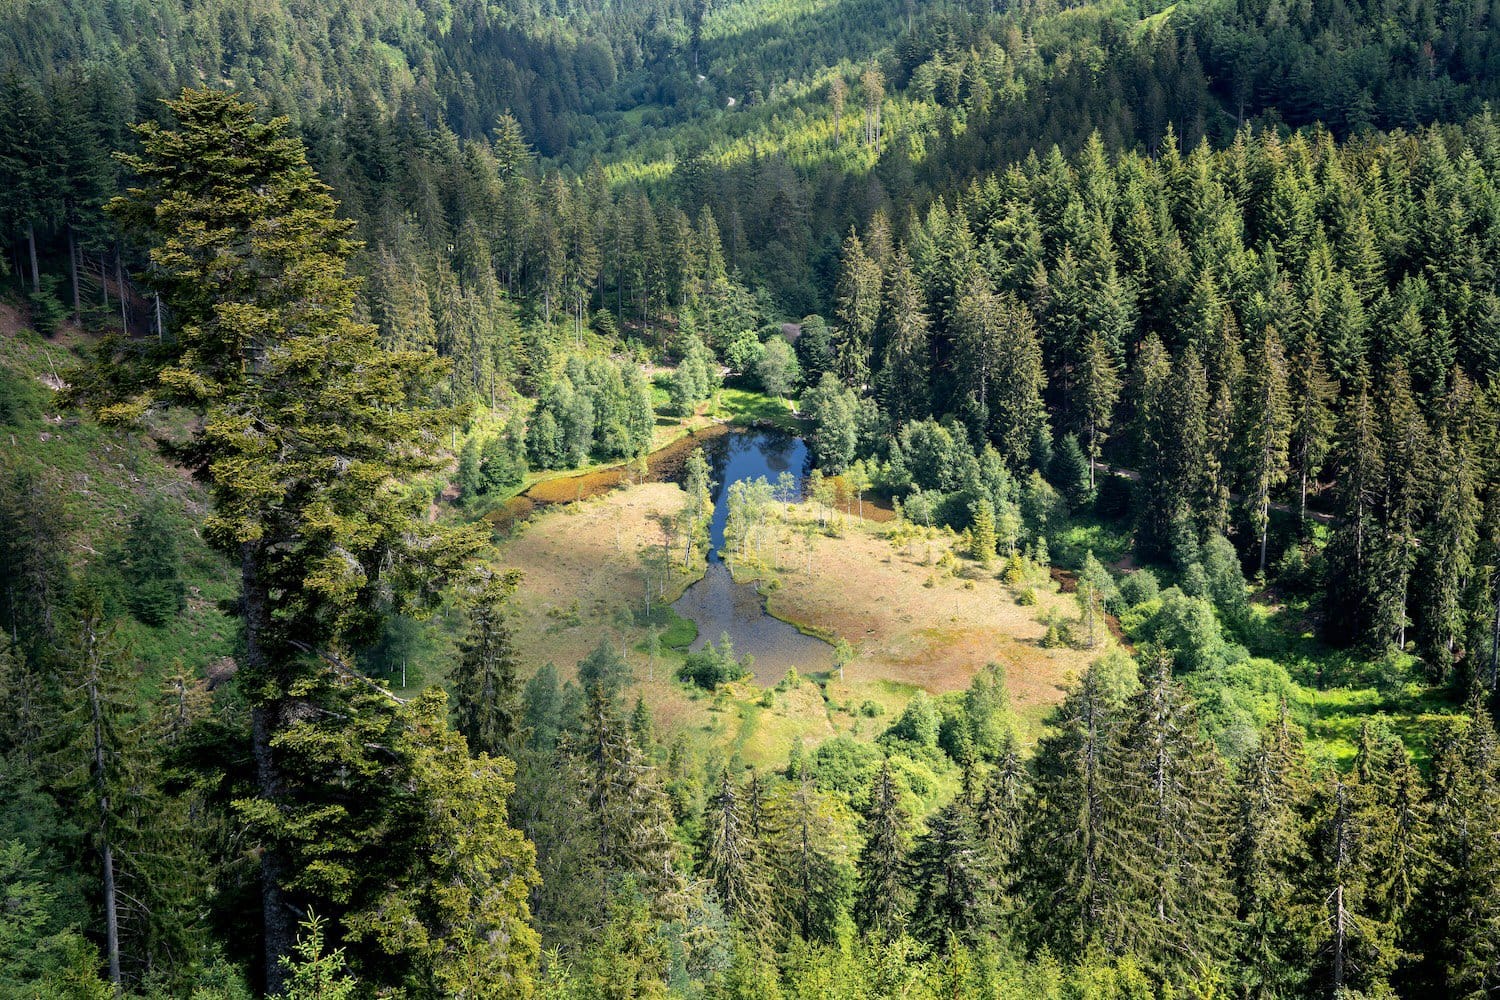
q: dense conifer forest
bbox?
[2,0,1500,996]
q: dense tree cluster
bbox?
[5,0,1500,993]
[815,119,1500,680]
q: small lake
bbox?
[672,430,834,684]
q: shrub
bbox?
[676,633,747,690]
[812,736,883,798]
[121,498,186,627]
[1118,568,1161,607]
[881,691,940,749]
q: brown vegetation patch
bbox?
[740,508,1101,718]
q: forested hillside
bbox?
[3,0,1500,996]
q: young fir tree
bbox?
[702,769,772,936]
[452,571,524,756]
[1075,329,1122,491]
[854,759,911,935]
[678,446,715,569]
[82,89,490,991]
[968,498,997,566]
[1237,326,1292,575]
[1108,659,1235,979]
[120,497,186,627]
[1231,710,1313,999]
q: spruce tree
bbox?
[833,230,881,388]
[854,759,910,935]
[875,247,932,425]
[452,571,524,756]
[1418,373,1481,682]
[1075,329,1121,491]
[1411,703,1500,995]
[1238,325,1292,575]
[702,769,772,935]
[574,688,683,921]
[1375,365,1430,649]
[83,89,487,990]
[1018,663,1123,960]
[1231,711,1313,999]
[1288,342,1336,531]
[764,775,849,943]
[1109,659,1235,979]
[907,794,1000,952]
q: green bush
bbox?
[811,736,883,798]
[121,497,187,627]
[27,277,67,336]
[676,633,746,690]
[1118,568,1161,608]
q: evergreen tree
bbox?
[833,230,881,388]
[574,688,683,921]
[1288,342,1336,530]
[702,769,771,935]
[1108,658,1235,978]
[1375,365,1430,650]
[1413,704,1500,996]
[854,759,910,935]
[765,775,849,943]
[968,499,997,566]
[84,90,487,991]
[1019,663,1123,960]
[875,247,931,425]
[1418,373,1482,681]
[907,794,999,952]
[1238,325,1292,575]
[453,571,524,756]
[120,497,186,627]
[1231,712,1312,999]
[1075,329,1121,491]
[989,292,1049,471]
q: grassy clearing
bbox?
[725,503,1104,739]
[0,320,239,687]
[709,386,802,432]
[498,479,1111,767]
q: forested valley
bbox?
[2,0,1500,997]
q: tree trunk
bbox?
[26,222,40,292]
[1298,466,1308,529]
[115,247,128,335]
[1088,420,1097,491]
[1258,493,1271,575]
[242,543,294,996]
[1331,884,1346,994]
[87,660,122,990]
[67,224,82,322]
